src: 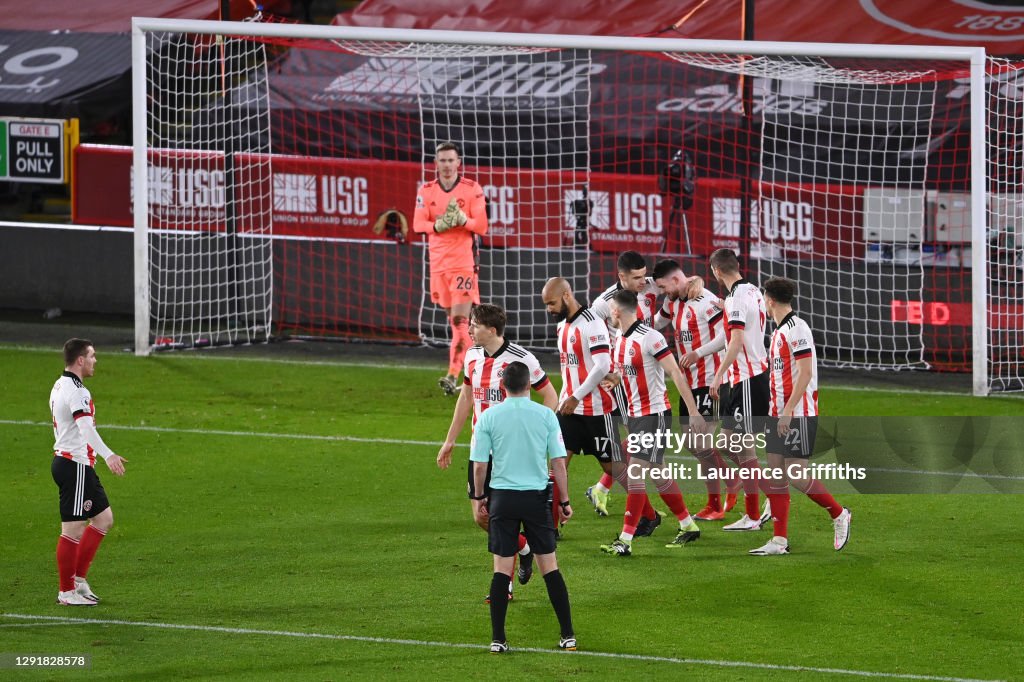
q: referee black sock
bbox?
[543,569,574,638]
[489,572,512,642]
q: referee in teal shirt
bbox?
[470,361,576,654]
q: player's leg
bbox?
[579,414,617,517]
[601,420,653,556]
[489,553,516,649]
[784,418,850,550]
[634,411,700,547]
[73,469,111,601]
[486,491,520,623]
[749,447,790,556]
[441,271,477,394]
[431,270,460,395]
[523,492,574,649]
[52,458,96,605]
[684,388,726,520]
[447,299,473,382]
[589,393,629,510]
[721,378,768,530]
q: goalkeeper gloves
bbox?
[433,199,468,233]
[443,198,468,227]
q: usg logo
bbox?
[713,197,813,243]
[565,189,663,235]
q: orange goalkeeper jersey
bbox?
[413,176,488,273]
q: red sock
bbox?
[697,450,724,509]
[448,317,471,377]
[598,472,614,489]
[517,533,528,553]
[738,460,761,518]
[641,495,658,520]
[623,492,646,535]
[767,492,791,538]
[805,479,843,518]
[57,535,79,592]
[657,480,691,520]
[74,525,107,580]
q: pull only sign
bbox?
[0,118,66,184]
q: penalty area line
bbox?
[0,614,1002,682]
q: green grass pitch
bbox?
[1,346,1022,681]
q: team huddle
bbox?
[436,250,852,557]
[418,143,852,651]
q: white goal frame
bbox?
[131,18,990,395]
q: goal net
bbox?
[133,19,1021,394]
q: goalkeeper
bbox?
[413,141,489,396]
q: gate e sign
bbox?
[1,119,65,184]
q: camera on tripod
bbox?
[569,186,592,246]
[658,149,696,210]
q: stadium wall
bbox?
[0,227,974,368]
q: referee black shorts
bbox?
[487,487,558,557]
[557,412,623,463]
[764,416,819,459]
[722,372,770,436]
[52,456,110,522]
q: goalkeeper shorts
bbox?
[430,269,480,309]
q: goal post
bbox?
[131,18,1013,395]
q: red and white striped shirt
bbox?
[612,321,674,417]
[50,371,103,467]
[657,291,725,390]
[590,278,661,335]
[723,279,769,385]
[769,312,819,417]
[463,340,551,424]
[557,307,614,416]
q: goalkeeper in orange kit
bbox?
[413,142,489,395]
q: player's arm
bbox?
[711,329,743,400]
[74,415,127,476]
[546,412,572,521]
[526,356,557,410]
[661,354,707,431]
[412,188,434,234]
[438,383,473,469]
[469,413,492,497]
[535,379,558,411]
[559,326,611,414]
[683,321,726,368]
[685,276,705,299]
[652,302,672,331]
[558,352,609,415]
[461,186,488,236]
[779,354,814,434]
[711,301,745,399]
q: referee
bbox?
[470,361,576,654]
